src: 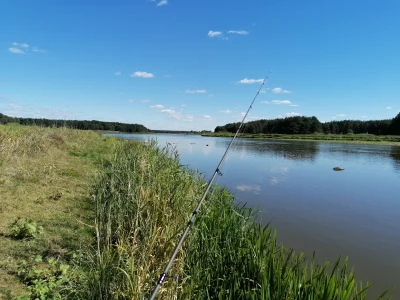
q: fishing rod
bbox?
[149,75,269,300]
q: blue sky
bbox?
[1,0,399,131]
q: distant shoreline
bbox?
[200,132,400,146]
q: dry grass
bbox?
[0,123,119,298]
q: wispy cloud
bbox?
[271,100,292,105]
[150,104,164,109]
[157,0,167,6]
[228,30,249,35]
[203,115,212,120]
[238,78,264,84]
[285,112,301,117]
[114,71,121,76]
[158,108,194,122]
[261,100,295,105]
[9,42,47,54]
[185,89,206,94]
[208,31,223,38]
[131,71,154,78]
[31,47,47,53]
[8,47,26,54]
[219,109,232,114]
[209,94,214,97]
[272,87,291,94]
[12,42,29,48]
[236,185,261,194]
[386,106,392,110]
[336,114,346,117]
[129,99,150,103]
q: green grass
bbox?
[0,123,119,299]
[81,138,391,299]
[0,124,393,299]
[201,132,400,145]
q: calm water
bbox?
[107,133,400,298]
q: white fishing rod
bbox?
[149,75,269,300]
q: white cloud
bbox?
[332,117,336,119]
[386,106,392,110]
[272,87,291,94]
[8,47,26,54]
[115,71,121,76]
[185,89,206,94]
[150,104,164,109]
[271,100,292,105]
[181,104,187,107]
[336,114,346,117]
[129,99,150,103]
[9,42,47,54]
[208,31,223,38]
[285,112,301,117]
[31,47,47,53]
[203,115,212,120]
[289,104,298,107]
[238,78,264,84]
[260,89,267,94]
[161,109,175,114]
[131,71,154,78]
[260,101,269,104]
[219,109,232,114]
[228,30,249,35]
[157,0,167,6]
[12,42,29,48]
[236,185,261,194]
[158,108,194,121]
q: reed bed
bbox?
[83,138,391,299]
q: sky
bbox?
[1,0,399,131]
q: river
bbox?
[106,133,400,298]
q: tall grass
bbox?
[82,140,206,299]
[181,189,390,299]
[83,138,391,299]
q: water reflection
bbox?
[216,139,320,162]
[390,146,400,172]
[108,133,400,298]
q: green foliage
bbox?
[391,112,400,135]
[8,218,43,239]
[214,114,400,136]
[79,139,391,299]
[0,112,149,133]
[182,189,391,299]
[16,255,76,300]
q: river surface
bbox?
[106,133,400,298]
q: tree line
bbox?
[0,113,150,133]
[215,113,400,135]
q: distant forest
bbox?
[0,113,150,133]
[215,113,400,135]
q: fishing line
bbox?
[149,75,269,300]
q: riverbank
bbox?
[0,124,391,299]
[201,132,400,146]
[0,123,119,298]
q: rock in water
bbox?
[333,166,345,171]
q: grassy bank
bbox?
[0,123,119,299]
[0,124,392,299]
[201,132,400,146]
[85,140,391,299]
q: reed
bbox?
[83,138,391,299]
